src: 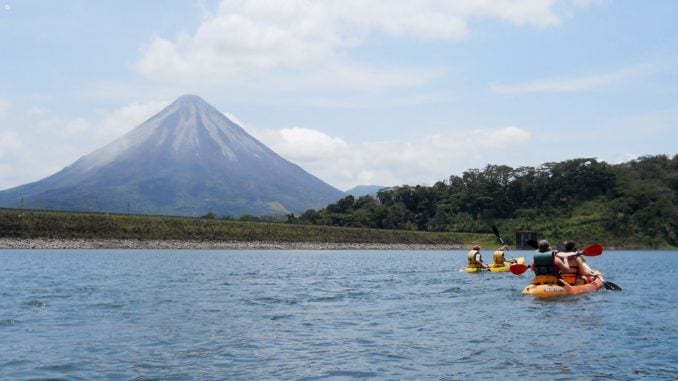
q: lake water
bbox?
[1,249,676,380]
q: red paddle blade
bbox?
[582,243,603,256]
[510,263,530,275]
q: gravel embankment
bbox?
[0,238,464,250]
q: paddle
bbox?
[579,243,603,257]
[509,263,531,275]
[582,262,622,291]
[603,280,622,291]
[524,240,602,257]
[492,226,519,264]
[509,243,603,275]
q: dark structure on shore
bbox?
[516,231,538,250]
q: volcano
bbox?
[0,95,343,216]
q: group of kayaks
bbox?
[460,255,526,273]
[460,228,621,298]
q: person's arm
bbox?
[578,258,600,277]
[476,253,487,268]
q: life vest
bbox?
[492,251,505,265]
[533,251,557,276]
[559,252,589,285]
[467,250,482,268]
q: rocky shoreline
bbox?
[0,237,465,250]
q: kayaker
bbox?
[467,245,488,270]
[492,245,514,265]
[532,239,569,275]
[557,241,600,284]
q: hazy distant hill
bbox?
[344,185,389,198]
[0,95,343,216]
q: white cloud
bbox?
[93,100,168,143]
[0,132,24,167]
[257,127,349,162]
[0,131,44,190]
[489,65,649,94]
[134,0,569,87]
[0,100,168,190]
[25,100,166,146]
[249,124,532,190]
[606,153,639,165]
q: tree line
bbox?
[288,155,678,248]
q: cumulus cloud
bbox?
[248,124,532,190]
[134,0,568,87]
[257,127,349,162]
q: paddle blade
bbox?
[510,263,530,275]
[492,226,505,245]
[604,280,622,291]
[525,239,539,249]
[582,243,603,256]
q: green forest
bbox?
[290,155,678,249]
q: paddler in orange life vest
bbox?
[467,245,488,270]
[556,241,600,285]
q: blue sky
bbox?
[1,1,677,191]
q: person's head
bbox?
[537,239,550,253]
[472,245,481,251]
[564,241,577,252]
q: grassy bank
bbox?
[0,210,494,246]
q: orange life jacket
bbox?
[493,251,505,265]
[559,252,588,285]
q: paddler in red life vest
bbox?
[556,241,600,285]
[467,245,488,270]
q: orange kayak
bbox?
[522,273,604,297]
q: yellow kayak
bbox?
[460,266,486,273]
[460,257,524,273]
[488,257,525,272]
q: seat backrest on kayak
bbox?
[532,275,559,285]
